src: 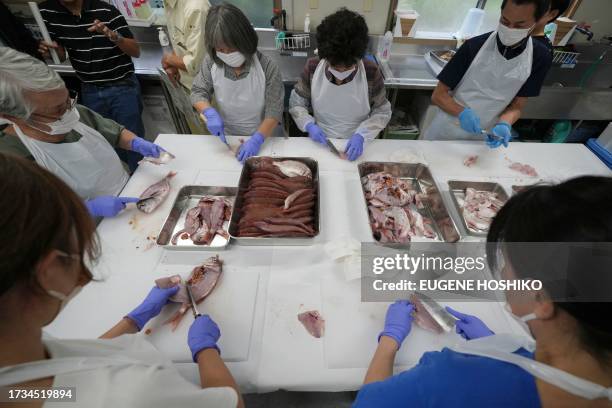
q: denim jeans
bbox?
[80,74,145,173]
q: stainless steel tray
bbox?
[156,185,237,250]
[358,162,460,246]
[430,50,456,66]
[448,180,509,237]
[228,157,320,246]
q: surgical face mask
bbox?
[504,302,537,338]
[329,66,356,81]
[216,51,246,68]
[497,23,535,46]
[47,285,82,312]
[30,105,80,135]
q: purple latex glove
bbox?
[130,137,164,158]
[202,107,226,143]
[345,133,364,161]
[126,285,180,330]
[378,300,415,349]
[85,196,139,217]
[305,122,328,145]
[487,121,512,148]
[459,108,482,134]
[446,306,494,340]
[188,315,221,362]
[237,132,265,163]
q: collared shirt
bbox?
[39,0,135,84]
[190,51,284,122]
[438,31,552,97]
[163,0,210,90]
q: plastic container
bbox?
[394,9,419,37]
[157,27,173,54]
[596,122,612,150]
[455,8,484,40]
[379,31,393,62]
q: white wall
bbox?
[571,0,612,42]
[283,0,392,35]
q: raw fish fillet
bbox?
[409,293,444,334]
[460,188,506,232]
[509,162,538,177]
[463,155,478,167]
[298,310,325,338]
[138,151,175,165]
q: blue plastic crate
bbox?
[586,138,612,169]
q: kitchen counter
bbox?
[45,136,610,393]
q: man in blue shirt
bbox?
[423,0,553,147]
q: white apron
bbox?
[449,333,612,401]
[212,55,266,136]
[423,32,533,140]
[311,59,370,139]
[1,115,128,199]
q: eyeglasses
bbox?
[29,90,78,122]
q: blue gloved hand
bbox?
[305,122,328,145]
[130,137,164,158]
[379,300,415,349]
[85,196,139,217]
[345,133,364,161]
[237,132,265,163]
[126,285,180,330]
[446,306,494,340]
[459,108,482,134]
[487,121,512,148]
[188,314,221,362]
[202,107,226,143]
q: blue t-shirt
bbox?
[437,32,552,97]
[353,348,540,408]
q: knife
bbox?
[326,139,342,157]
[413,291,456,332]
[186,284,202,319]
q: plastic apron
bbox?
[0,115,128,199]
[211,55,266,136]
[311,59,370,139]
[423,32,533,140]
[449,333,612,401]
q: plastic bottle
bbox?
[158,27,172,54]
[379,31,393,62]
[304,13,310,33]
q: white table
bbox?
[46,135,610,393]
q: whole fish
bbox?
[273,160,312,179]
[138,150,176,165]
[137,171,176,213]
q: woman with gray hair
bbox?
[0,47,165,218]
[191,3,284,163]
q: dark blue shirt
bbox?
[353,348,540,408]
[438,32,552,97]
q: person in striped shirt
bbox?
[37,0,145,172]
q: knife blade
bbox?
[186,284,202,319]
[326,139,342,157]
[413,291,456,332]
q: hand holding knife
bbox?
[186,284,201,319]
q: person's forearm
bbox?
[288,89,313,132]
[99,317,138,339]
[118,128,137,150]
[257,117,279,138]
[197,349,245,408]
[165,53,187,71]
[363,336,398,384]
[498,97,526,125]
[116,37,140,58]
[193,100,211,114]
[431,82,464,117]
[356,99,392,141]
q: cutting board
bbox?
[143,254,261,363]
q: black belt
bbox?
[83,74,135,88]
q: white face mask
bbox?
[47,285,82,312]
[329,66,356,81]
[504,302,537,338]
[497,23,534,46]
[216,51,246,68]
[30,105,80,135]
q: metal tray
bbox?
[228,157,320,245]
[358,162,460,246]
[430,50,456,66]
[448,180,509,237]
[156,185,237,250]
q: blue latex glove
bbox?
[305,122,328,145]
[487,121,512,148]
[446,306,494,340]
[202,107,226,143]
[459,108,482,134]
[85,196,139,217]
[188,315,221,362]
[126,285,180,330]
[379,300,415,349]
[237,132,265,163]
[345,133,364,161]
[130,137,164,158]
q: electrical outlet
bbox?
[363,0,372,12]
[309,0,318,9]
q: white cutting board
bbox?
[143,254,261,363]
[321,270,518,369]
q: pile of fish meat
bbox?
[237,158,316,238]
[509,162,539,177]
[461,187,506,232]
[297,310,325,338]
[137,171,176,213]
[362,172,436,243]
[171,196,232,245]
[409,293,447,334]
[155,255,223,330]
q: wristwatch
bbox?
[109,31,124,44]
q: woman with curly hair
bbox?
[289,8,391,161]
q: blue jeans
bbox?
[80,74,145,173]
